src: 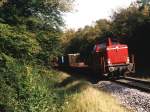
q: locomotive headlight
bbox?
[109,67,115,72]
[108,58,111,65]
[126,57,130,64]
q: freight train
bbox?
[55,37,135,78]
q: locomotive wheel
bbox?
[114,70,120,79]
[108,71,115,79]
[108,70,121,80]
[119,70,125,77]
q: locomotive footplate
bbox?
[107,63,134,74]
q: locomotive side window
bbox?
[93,43,106,52]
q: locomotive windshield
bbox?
[93,43,106,52]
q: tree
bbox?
[137,0,150,16]
[137,0,150,5]
[0,0,74,65]
[0,0,74,31]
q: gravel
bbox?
[94,81,150,112]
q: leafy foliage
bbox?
[0,23,41,60]
[0,0,74,64]
[0,0,74,111]
[0,0,74,31]
[0,54,66,112]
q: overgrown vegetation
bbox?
[0,56,63,111]
[0,0,75,111]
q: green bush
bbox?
[0,53,65,112]
[0,23,41,60]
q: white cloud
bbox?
[63,0,137,29]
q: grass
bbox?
[0,57,67,112]
[58,73,132,112]
[0,57,132,112]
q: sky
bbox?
[63,0,137,30]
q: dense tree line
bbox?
[0,0,74,111]
[62,0,150,69]
[0,0,74,65]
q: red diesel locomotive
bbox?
[90,38,135,77]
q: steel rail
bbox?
[120,76,150,85]
[112,78,150,93]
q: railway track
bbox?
[112,77,150,93]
